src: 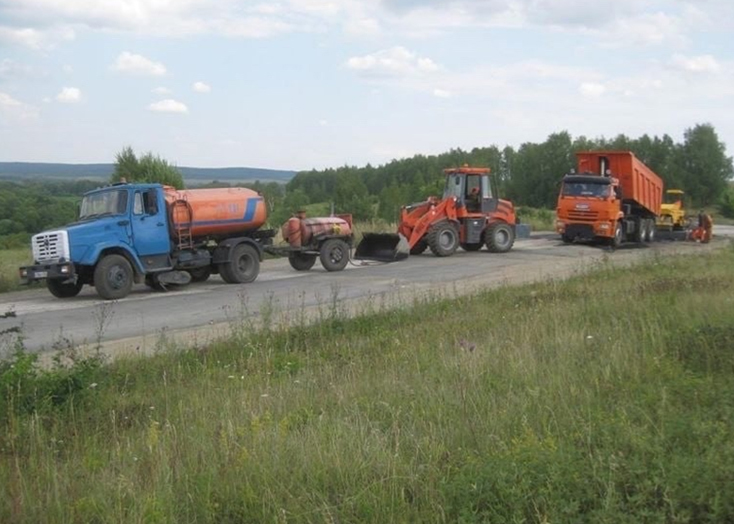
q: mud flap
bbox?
[354,233,410,262]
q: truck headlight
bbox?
[60,265,70,274]
[556,220,564,228]
[598,223,610,230]
[19,268,28,278]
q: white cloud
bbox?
[0,25,75,50]
[671,54,721,74]
[111,52,166,76]
[579,82,606,98]
[192,81,211,93]
[347,46,439,78]
[56,86,81,103]
[0,91,39,120]
[148,99,188,113]
[433,88,451,98]
[152,86,172,95]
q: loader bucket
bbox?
[354,233,410,262]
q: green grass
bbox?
[0,247,32,293]
[2,246,734,522]
[517,206,555,231]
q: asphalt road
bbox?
[2,226,732,360]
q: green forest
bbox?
[2,123,733,249]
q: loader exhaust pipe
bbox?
[354,233,410,262]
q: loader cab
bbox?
[443,168,497,214]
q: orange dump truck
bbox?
[556,151,663,247]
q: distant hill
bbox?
[0,162,296,184]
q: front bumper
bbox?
[19,262,75,284]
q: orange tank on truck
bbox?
[556,151,663,248]
[164,187,267,240]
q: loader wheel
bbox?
[188,266,211,283]
[428,222,459,257]
[460,242,483,252]
[220,244,260,284]
[486,223,515,253]
[47,278,83,298]
[320,239,349,272]
[94,254,133,300]
[410,240,428,255]
[289,253,317,271]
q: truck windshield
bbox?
[79,189,129,219]
[562,182,610,198]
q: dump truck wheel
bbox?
[94,254,133,300]
[47,278,83,298]
[221,244,260,284]
[188,266,211,282]
[460,242,483,252]
[410,240,428,255]
[486,223,515,253]
[611,222,623,248]
[647,220,656,242]
[635,219,646,243]
[289,253,317,271]
[320,238,349,271]
[428,221,459,257]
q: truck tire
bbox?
[410,240,428,255]
[428,221,459,257]
[486,222,515,253]
[47,278,83,298]
[635,219,646,243]
[320,238,349,272]
[94,254,133,300]
[611,222,623,249]
[188,266,211,283]
[220,243,259,284]
[646,220,656,242]
[289,253,317,271]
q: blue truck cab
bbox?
[20,182,272,300]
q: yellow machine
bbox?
[657,189,687,231]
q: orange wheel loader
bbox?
[355,165,517,261]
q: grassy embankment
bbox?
[0,247,32,293]
[2,243,734,522]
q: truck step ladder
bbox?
[171,199,194,250]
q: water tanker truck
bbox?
[19,182,274,300]
[555,151,663,248]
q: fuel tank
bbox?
[164,187,267,240]
[281,213,353,247]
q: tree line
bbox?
[285,123,734,221]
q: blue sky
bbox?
[0,0,732,171]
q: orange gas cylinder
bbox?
[282,217,302,247]
[300,217,353,245]
[164,187,267,240]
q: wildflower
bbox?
[89,383,98,389]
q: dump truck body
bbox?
[20,182,274,300]
[556,151,663,247]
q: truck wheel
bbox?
[47,278,83,298]
[320,238,349,271]
[428,221,459,257]
[486,223,515,253]
[221,243,259,284]
[94,254,133,300]
[611,222,623,248]
[561,234,573,244]
[635,219,646,243]
[646,220,656,242]
[188,266,211,282]
[289,253,317,271]
[460,242,483,252]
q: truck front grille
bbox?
[567,210,599,222]
[32,230,70,263]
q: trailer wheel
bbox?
[220,244,260,284]
[94,254,133,300]
[47,278,83,298]
[410,240,428,255]
[460,242,483,252]
[320,238,349,272]
[486,222,515,253]
[289,253,317,271]
[188,266,212,282]
[428,221,459,257]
